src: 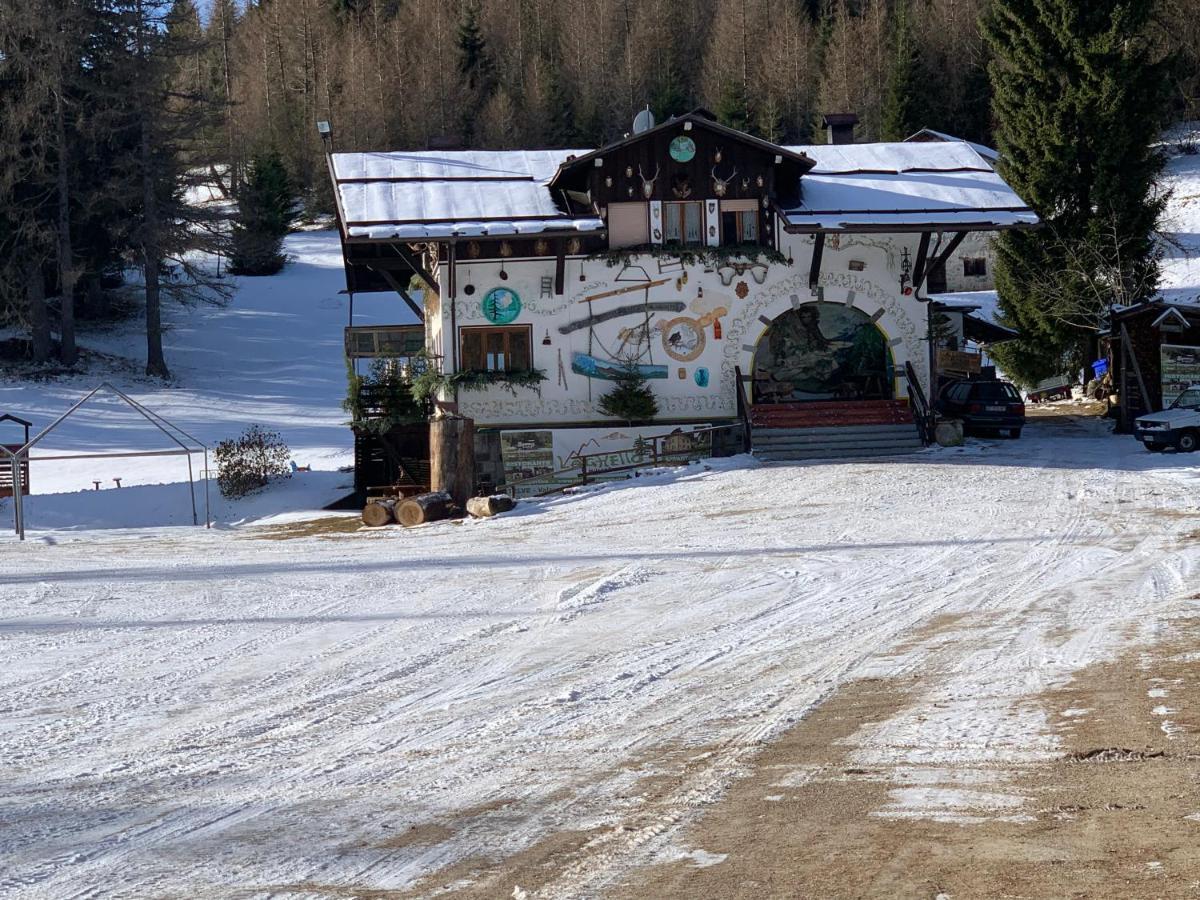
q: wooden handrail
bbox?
[903,361,935,445]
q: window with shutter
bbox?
[459,326,533,372]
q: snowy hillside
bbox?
[1160,122,1200,303]
[0,232,408,530]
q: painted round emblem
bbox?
[481,287,521,324]
[669,135,697,163]
[658,316,706,362]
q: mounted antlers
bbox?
[638,164,660,199]
[712,166,737,198]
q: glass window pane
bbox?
[684,203,702,243]
[461,330,482,369]
[665,205,683,243]
[486,331,505,371]
[740,210,757,242]
[508,330,530,369]
[721,211,737,246]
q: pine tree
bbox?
[983,0,1171,384]
[598,366,658,424]
[230,152,292,275]
[881,0,919,141]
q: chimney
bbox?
[822,113,859,145]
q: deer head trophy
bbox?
[638,164,660,199]
[712,167,737,198]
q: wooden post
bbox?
[430,412,475,508]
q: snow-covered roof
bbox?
[932,290,1019,341]
[331,149,604,240]
[779,142,1037,233]
[932,290,1004,327]
[332,139,1036,241]
[904,128,1001,164]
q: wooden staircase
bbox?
[750,400,923,461]
[750,399,915,429]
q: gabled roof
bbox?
[330,123,1037,241]
[778,141,1037,233]
[330,149,604,240]
[904,128,1001,164]
[547,110,816,190]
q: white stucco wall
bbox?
[438,223,932,427]
[942,231,997,293]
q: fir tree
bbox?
[716,78,754,134]
[983,0,1171,384]
[230,152,292,275]
[456,1,494,144]
[543,64,579,147]
[456,2,491,93]
[881,0,919,141]
[598,366,659,424]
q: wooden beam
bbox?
[809,233,825,290]
[912,231,932,292]
[578,279,672,303]
[916,231,969,293]
[371,267,425,323]
[1121,322,1151,412]
[447,241,457,300]
[555,239,566,296]
[387,243,438,293]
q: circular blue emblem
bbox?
[481,287,521,324]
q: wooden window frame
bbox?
[963,257,987,278]
[663,200,704,246]
[458,325,533,373]
[719,199,761,246]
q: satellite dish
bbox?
[632,106,656,135]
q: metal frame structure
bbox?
[1,383,210,541]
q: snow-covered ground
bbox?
[1160,122,1200,304]
[0,231,410,530]
[4,129,1200,896]
[3,419,1199,897]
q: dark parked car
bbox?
[938,379,1026,438]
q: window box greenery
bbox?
[589,242,788,271]
[411,366,547,402]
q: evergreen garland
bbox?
[590,243,787,271]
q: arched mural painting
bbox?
[752,302,895,404]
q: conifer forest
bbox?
[1,0,1199,377]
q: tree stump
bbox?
[396,491,452,527]
[430,413,476,508]
[466,494,516,518]
[361,500,394,527]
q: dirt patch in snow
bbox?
[612,617,1200,899]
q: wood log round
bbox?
[361,500,395,527]
[396,491,452,527]
[466,494,516,518]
